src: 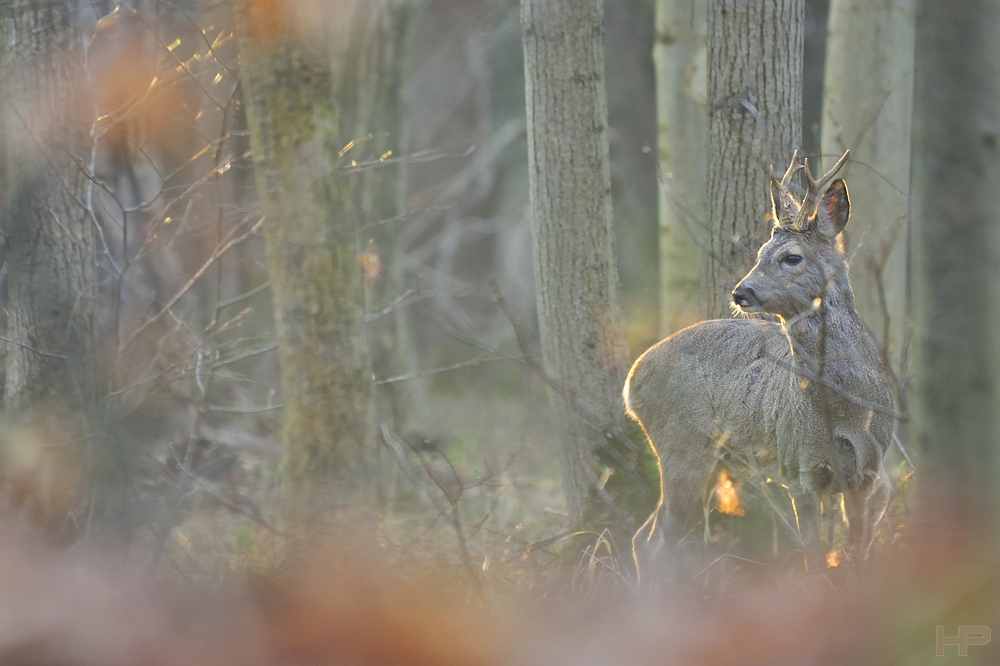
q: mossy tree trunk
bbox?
[910,0,1000,514]
[705,0,803,318]
[521,0,636,527]
[236,1,379,559]
[655,0,707,336]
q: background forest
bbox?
[0,0,998,663]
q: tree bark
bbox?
[910,1,1000,511]
[236,1,378,559]
[655,0,707,336]
[0,1,98,417]
[705,0,803,318]
[521,0,633,525]
[821,0,914,372]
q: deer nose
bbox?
[732,286,760,308]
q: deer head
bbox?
[731,151,852,321]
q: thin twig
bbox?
[175,454,283,535]
[124,217,263,346]
[0,335,68,359]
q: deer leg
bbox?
[633,455,714,586]
[664,469,713,536]
[844,487,868,560]
[633,503,669,586]
[846,465,891,559]
[789,478,824,570]
[869,464,892,541]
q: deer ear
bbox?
[816,179,850,237]
[769,180,783,225]
[768,176,784,227]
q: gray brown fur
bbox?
[625,152,893,581]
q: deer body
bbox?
[627,152,894,579]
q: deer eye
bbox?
[781,254,803,266]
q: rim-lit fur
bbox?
[626,153,894,583]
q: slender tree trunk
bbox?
[655,0,707,336]
[910,1,1000,512]
[521,0,633,526]
[346,1,412,226]
[705,0,803,318]
[357,1,415,372]
[1,1,98,417]
[236,1,378,559]
[353,1,417,511]
[822,0,914,372]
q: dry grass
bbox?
[0,508,995,665]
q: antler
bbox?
[769,150,804,222]
[796,150,850,228]
[771,150,850,230]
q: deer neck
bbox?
[780,275,868,369]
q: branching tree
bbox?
[822,0,914,370]
[705,0,803,318]
[910,0,1000,512]
[521,0,634,526]
[655,0,707,335]
[236,1,379,558]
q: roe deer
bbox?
[625,151,894,581]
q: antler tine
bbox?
[806,150,850,194]
[779,149,804,188]
[789,150,849,229]
[768,164,783,189]
[769,151,804,226]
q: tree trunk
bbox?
[705,0,803,318]
[1,1,98,417]
[0,0,101,536]
[655,0,707,335]
[521,0,634,526]
[353,1,417,512]
[821,0,914,373]
[236,1,378,559]
[349,1,412,230]
[910,1,1000,511]
[356,1,415,377]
